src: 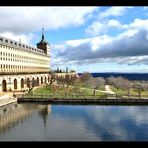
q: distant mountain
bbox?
[78,72,148,81]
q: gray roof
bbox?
[0,36,47,56]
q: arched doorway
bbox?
[36,77,39,86]
[14,79,17,90]
[21,78,24,89]
[41,77,43,84]
[2,80,7,92]
[14,79,17,89]
[27,78,30,88]
[32,77,35,87]
[45,76,46,83]
[48,76,50,82]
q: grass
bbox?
[33,85,52,93]
[110,85,148,98]
[24,85,106,99]
[110,85,126,95]
[24,84,148,99]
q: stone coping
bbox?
[17,97,148,105]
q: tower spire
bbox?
[41,28,44,41]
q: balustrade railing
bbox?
[20,93,148,99]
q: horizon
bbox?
[0,7,148,73]
[78,72,148,74]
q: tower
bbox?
[37,28,50,56]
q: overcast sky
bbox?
[1,6,148,73]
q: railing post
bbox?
[105,93,107,99]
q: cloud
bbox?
[144,7,148,9]
[99,7,133,18]
[0,7,97,47]
[85,7,134,37]
[85,21,107,36]
[85,19,123,36]
[0,32,36,45]
[126,18,148,30]
[51,17,148,69]
[108,19,122,27]
[52,27,148,68]
[0,7,97,33]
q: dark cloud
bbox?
[52,28,148,66]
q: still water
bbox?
[0,102,148,141]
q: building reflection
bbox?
[38,104,52,127]
[0,103,51,133]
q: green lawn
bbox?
[33,85,52,93]
[25,85,106,99]
[25,84,148,99]
[110,85,127,95]
[110,85,148,98]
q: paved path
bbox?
[0,93,17,107]
[104,85,116,94]
[81,85,116,95]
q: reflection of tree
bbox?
[38,106,49,127]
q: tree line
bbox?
[48,72,105,97]
[47,72,148,98]
[107,76,148,98]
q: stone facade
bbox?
[0,73,50,92]
[0,29,50,92]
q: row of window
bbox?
[0,64,49,70]
[0,57,48,65]
[0,38,44,54]
[0,51,49,64]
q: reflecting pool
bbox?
[0,102,148,141]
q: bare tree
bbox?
[56,76,65,88]
[49,74,56,86]
[114,77,131,95]
[80,72,92,87]
[86,77,105,97]
[56,74,78,98]
[51,85,59,97]
[96,77,105,90]
[64,74,77,89]
[107,76,115,85]
[121,79,131,96]
[87,77,98,97]
[73,79,82,97]
[132,82,145,98]
[64,74,77,97]
[107,76,131,96]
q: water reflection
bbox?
[47,105,148,141]
[38,104,51,127]
[0,103,148,141]
[0,103,51,135]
